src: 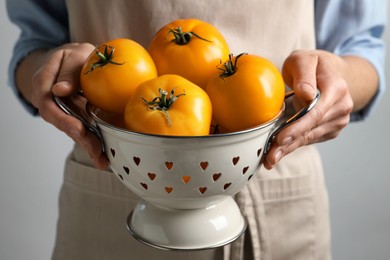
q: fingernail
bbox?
[282,136,293,146]
[69,128,80,140]
[52,81,70,94]
[92,160,101,169]
[275,149,283,163]
[56,81,71,88]
[93,158,109,171]
[299,83,316,98]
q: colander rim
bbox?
[86,103,284,140]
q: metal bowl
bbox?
[54,90,319,250]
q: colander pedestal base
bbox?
[126,196,247,250]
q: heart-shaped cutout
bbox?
[182,176,191,184]
[110,148,116,157]
[133,157,141,166]
[200,161,208,171]
[223,183,232,190]
[242,166,249,175]
[165,162,174,170]
[165,187,173,194]
[148,173,156,181]
[257,148,262,157]
[212,173,222,181]
[118,174,123,181]
[199,187,207,194]
[123,166,130,174]
[140,183,148,190]
[232,156,240,166]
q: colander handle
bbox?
[264,90,321,153]
[53,92,105,152]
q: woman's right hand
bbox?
[30,43,109,170]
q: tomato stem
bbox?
[142,88,186,127]
[218,53,248,78]
[212,124,220,134]
[168,27,212,45]
[84,45,125,74]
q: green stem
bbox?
[219,53,248,78]
[142,88,186,127]
[168,27,212,45]
[84,44,125,74]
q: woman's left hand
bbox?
[263,50,354,170]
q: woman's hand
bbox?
[27,43,109,170]
[263,50,355,169]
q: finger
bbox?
[39,97,86,137]
[52,43,95,97]
[77,131,102,160]
[32,49,81,124]
[31,50,65,108]
[51,81,74,97]
[263,98,326,169]
[277,83,340,146]
[31,44,107,169]
[76,128,109,170]
[264,99,350,170]
[282,50,318,101]
[46,100,108,169]
[263,143,283,170]
[93,153,110,171]
[274,101,324,148]
[40,96,109,170]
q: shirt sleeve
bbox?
[6,0,69,115]
[315,0,387,121]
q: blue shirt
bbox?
[6,0,387,121]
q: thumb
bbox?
[52,43,95,97]
[52,58,82,97]
[282,51,318,102]
[52,80,74,97]
[296,82,317,102]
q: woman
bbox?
[6,0,386,259]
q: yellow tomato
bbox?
[148,18,230,89]
[205,53,285,132]
[124,74,212,136]
[80,38,157,114]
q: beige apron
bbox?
[52,1,331,259]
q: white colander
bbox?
[55,90,319,250]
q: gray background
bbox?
[0,1,389,259]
